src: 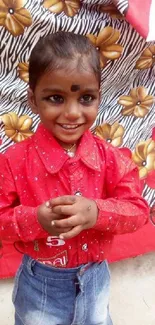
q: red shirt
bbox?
[0,124,149,267]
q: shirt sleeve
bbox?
[0,155,48,242]
[93,148,149,235]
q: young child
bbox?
[0,32,149,325]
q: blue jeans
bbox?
[12,255,113,325]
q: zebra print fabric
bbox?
[0,0,155,206]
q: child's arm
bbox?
[0,155,70,242]
[50,158,149,239]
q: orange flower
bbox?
[95,122,124,147]
[18,62,29,82]
[132,139,155,179]
[118,86,155,118]
[0,0,32,37]
[100,4,124,19]
[43,0,81,17]
[1,112,33,142]
[135,45,155,70]
[87,27,123,68]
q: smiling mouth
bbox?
[57,124,83,130]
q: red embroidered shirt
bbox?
[0,124,149,267]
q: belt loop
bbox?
[27,256,36,276]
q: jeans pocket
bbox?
[12,263,23,304]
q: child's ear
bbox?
[27,88,38,114]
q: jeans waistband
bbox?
[22,255,94,280]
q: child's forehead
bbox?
[37,66,99,89]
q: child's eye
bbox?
[80,95,95,104]
[47,95,64,103]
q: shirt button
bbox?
[82,243,88,251]
[74,191,82,196]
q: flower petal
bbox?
[100,4,123,19]
[0,16,6,25]
[129,88,138,100]
[95,123,111,139]
[139,167,148,179]
[96,27,120,47]
[2,112,18,128]
[101,44,123,60]
[17,115,32,130]
[133,105,149,118]
[149,45,155,55]
[135,58,152,70]
[121,107,134,116]
[5,13,24,36]
[0,0,8,8]
[14,0,25,9]
[111,137,123,147]
[136,86,147,101]
[18,62,29,82]
[146,139,155,154]
[64,0,81,17]
[134,142,146,160]
[5,129,16,138]
[14,8,32,27]
[142,95,155,106]
[118,96,134,106]
[86,34,97,46]
[99,53,107,68]
[132,153,143,166]
[146,153,155,170]
[111,123,124,138]
[43,0,64,13]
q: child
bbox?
[0,32,149,325]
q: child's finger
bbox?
[52,204,75,216]
[59,225,82,240]
[51,215,78,228]
[50,195,76,207]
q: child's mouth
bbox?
[58,124,82,130]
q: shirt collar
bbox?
[33,124,102,173]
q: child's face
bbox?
[28,65,100,147]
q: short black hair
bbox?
[29,31,101,91]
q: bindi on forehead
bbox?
[70,84,80,92]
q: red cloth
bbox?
[0,124,149,269]
[114,0,155,41]
[126,0,152,40]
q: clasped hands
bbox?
[37,195,98,240]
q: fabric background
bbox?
[0,0,155,278]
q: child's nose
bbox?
[64,103,81,120]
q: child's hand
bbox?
[50,195,98,239]
[37,201,72,236]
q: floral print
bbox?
[0,0,32,36]
[17,62,29,82]
[1,112,33,142]
[135,45,155,70]
[95,122,124,147]
[43,0,81,17]
[87,27,123,68]
[100,4,124,19]
[118,87,155,118]
[132,139,155,179]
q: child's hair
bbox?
[29,31,101,91]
